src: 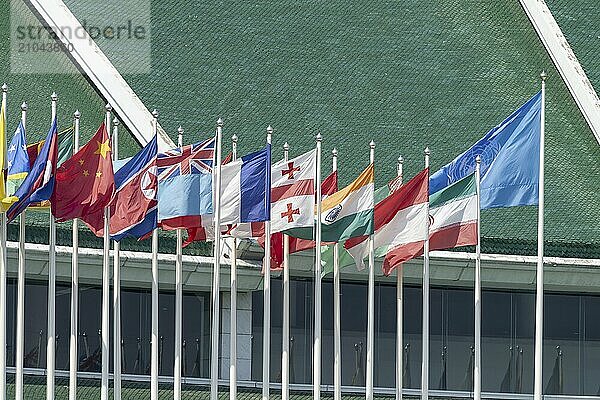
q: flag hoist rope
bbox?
[101,104,111,400]
[313,133,323,400]
[0,84,6,400]
[210,118,223,400]
[421,147,430,400]
[366,140,375,400]
[533,71,547,400]
[282,141,290,400]
[150,109,159,400]
[333,148,341,400]
[113,117,122,400]
[15,101,28,400]
[230,133,239,400]
[47,92,58,400]
[263,125,273,400]
[68,109,80,400]
[396,156,403,400]
[174,126,184,400]
[474,155,482,400]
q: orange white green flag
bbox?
[287,163,374,242]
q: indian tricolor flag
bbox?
[287,163,374,242]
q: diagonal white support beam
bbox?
[25,0,175,151]
[520,0,600,144]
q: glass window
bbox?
[543,293,580,396]
[24,281,49,369]
[78,285,102,373]
[583,296,600,396]
[182,291,209,378]
[7,279,16,368]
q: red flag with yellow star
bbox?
[51,122,115,236]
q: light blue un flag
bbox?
[430,91,541,209]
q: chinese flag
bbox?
[51,122,115,236]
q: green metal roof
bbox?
[2,0,600,258]
[546,0,600,93]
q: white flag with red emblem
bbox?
[270,149,316,234]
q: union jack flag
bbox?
[156,136,215,181]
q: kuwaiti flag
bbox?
[288,163,374,242]
[345,168,429,275]
[430,92,541,209]
[157,137,215,229]
[220,145,271,224]
[108,136,158,241]
[429,173,477,251]
[271,149,316,233]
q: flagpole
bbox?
[263,125,273,400]
[396,156,403,400]
[101,104,112,400]
[474,156,482,400]
[112,117,122,400]
[230,133,239,400]
[151,109,159,400]
[15,101,28,400]
[533,71,547,400]
[332,147,341,400]
[174,125,184,400]
[210,117,224,400]
[0,83,6,400]
[313,133,323,400]
[366,140,375,400]
[421,147,430,400]
[68,109,80,400]
[47,92,58,400]
[282,141,290,400]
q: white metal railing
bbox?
[6,367,600,399]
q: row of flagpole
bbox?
[113,116,122,399]
[174,125,184,400]
[230,134,239,400]
[47,93,58,400]
[0,84,6,400]
[332,147,341,400]
[281,141,290,400]
[69,109,80,400]
[0,70,546,400]
[15,101,27,400]
[396,156,403,400]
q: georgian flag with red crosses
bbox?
[270,149,316,233]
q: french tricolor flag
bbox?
[219,145,271,224]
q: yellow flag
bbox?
[0,97,6,200]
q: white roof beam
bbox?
[521,0,600,144]
[26,0,175,151]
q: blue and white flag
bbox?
[430,92,541,209]
[220,145,271,224]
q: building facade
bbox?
[2,0,600,398]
